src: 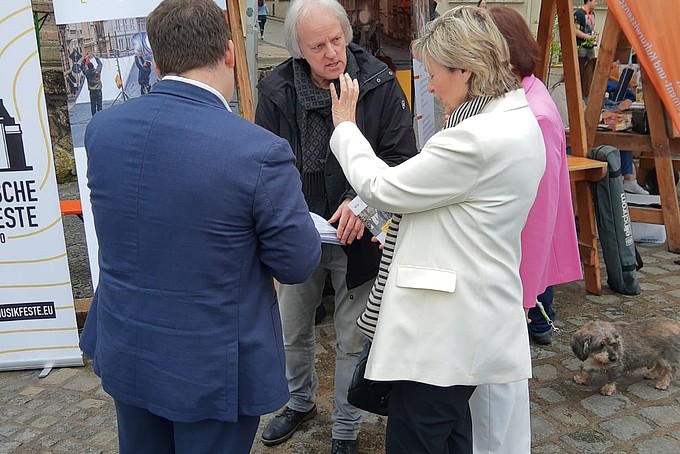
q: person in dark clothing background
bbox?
[135,56,152,95]
[82,54,103,115]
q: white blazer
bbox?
[330,89,545,386]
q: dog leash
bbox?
[535,300,560,334]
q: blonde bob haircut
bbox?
[412,6,519,99]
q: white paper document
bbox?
[310,212,341,245]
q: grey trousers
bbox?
[278,243,372,440]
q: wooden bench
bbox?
[567,155,608,295]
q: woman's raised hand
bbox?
[330,73,359,128]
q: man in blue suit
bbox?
[79,0,321,452]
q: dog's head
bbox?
[571,321,623,367]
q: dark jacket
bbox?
[83,57,103,91]
[255,43,417,289]
[135,56,152,84]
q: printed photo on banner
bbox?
[52,0,227,288]
[53,0,226,148]
[59,18,157,148]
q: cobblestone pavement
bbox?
[2,181,680,453]
[4,18,680,454]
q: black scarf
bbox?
[293,49,360,214]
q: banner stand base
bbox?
[0,355,85,374]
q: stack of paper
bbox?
[310,212,341,245]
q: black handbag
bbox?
[347,342,392,416]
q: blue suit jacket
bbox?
[80,79,321,422]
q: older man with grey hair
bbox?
[255,0,417,452]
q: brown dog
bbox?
[571,319,680,395]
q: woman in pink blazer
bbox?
[469,7,584,454]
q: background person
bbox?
[574,0,598,96]
[255,0,417,452]
[82,53,103,115]
[468,7,584,453]
[79,0,321,452]
[329,6,544,452]
[606,61,649,194]
[622,151,648,194]
[490,5,582,347]
[258,0,269,40]
[134,55,152,95]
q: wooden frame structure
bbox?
[535,0,603,294]
[226,0,255,122]
[536,0,680,294]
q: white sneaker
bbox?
[624,179,649,195]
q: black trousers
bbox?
[386,381,476,454]
[114,400,260,454]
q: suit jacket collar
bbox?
[151,79,232,112]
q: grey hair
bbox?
[284,0,353,59]
[412,5,519,99]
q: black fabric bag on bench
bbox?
[588,145,641,295]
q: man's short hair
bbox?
[148,0,231,76]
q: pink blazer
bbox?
[520,75,583,308]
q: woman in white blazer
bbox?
[329,6,545,453]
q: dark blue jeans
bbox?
[621,149,633,176]
[527,286,554,336]
[258,15,267,37]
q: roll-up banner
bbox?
[0,1,83,372]
[606,0,680,133]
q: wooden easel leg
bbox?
[225,0,254,122]
[642,70,680,252]
[535,0,556,82]
[575,180,602,295]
